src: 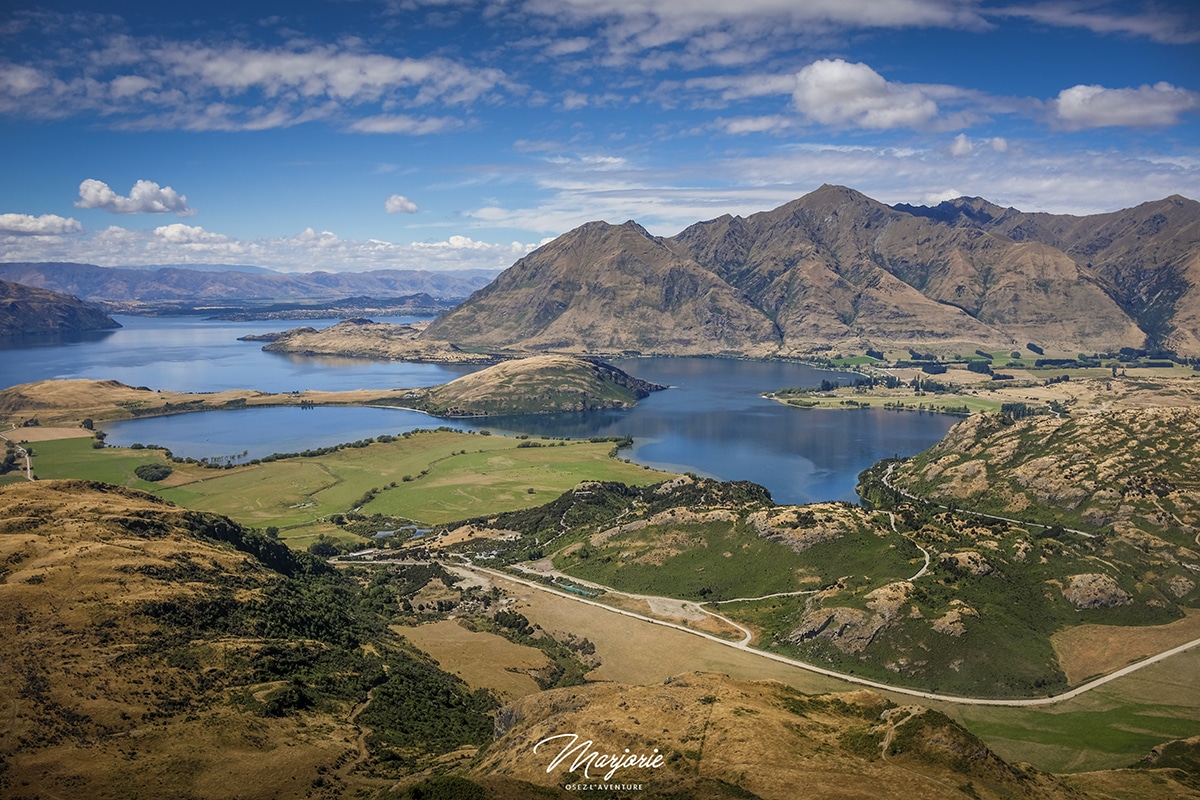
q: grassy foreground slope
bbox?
[0,480,499,799]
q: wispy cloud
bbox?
[75,179,194,215]
[0,30,511,132]
[992,3,1200,45]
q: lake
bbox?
[2,316,957,505]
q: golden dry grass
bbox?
[1052,609,1200,685]
[397,620,552,701]
[0,479,363,799]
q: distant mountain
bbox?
[0,279,121,335]
[0,262,501,306]
[424,186,1200,357]
[132,263,279,274]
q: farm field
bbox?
[22,430,673,547]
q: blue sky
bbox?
[1,0,1198,272]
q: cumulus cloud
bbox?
[0,213,83,236]
[1053,82,1200,129]
[153,223,228,243]
[949,133,973,156]
[385,194,419,214]
[76,179,194,215]
[1,221,539,273]
[791,59,939,129]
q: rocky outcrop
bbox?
[1062,573,1134,609]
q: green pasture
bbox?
[785,392,1005,414]
[553,519,918,603]
[943,647,1200,773]
[23,431,671,542]
[24,437,173,488]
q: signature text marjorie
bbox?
[534,733,666,782]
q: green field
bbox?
[942,647,1200,772]
[21,437,179,487]
[781,392,1006,414]
[547,507,920,604]
[25,431,674,546]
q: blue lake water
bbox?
[2,316,958,505]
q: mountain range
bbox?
[423,186,1200,357]
[0,263,500,307]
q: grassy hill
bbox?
[0,356,661,428]
[0,480,499,799]
[431,473,1200,699]
[887,406,1200,542]
[5,482,1194,799]
[393,354,663,416]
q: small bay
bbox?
[4,316,958,505]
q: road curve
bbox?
[455,561,1200,708]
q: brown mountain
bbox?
[422,220,782,357]
[424,186,1198,357]
[0,279,121,335]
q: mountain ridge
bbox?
[424,186,1199,357]
[0,279,121,335]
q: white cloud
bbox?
[154,223,229,244]
[921,188,964,204]
[0,213,83,236]
[989,137,1008,152]
[1,222,539,273]
[992,4,1200,45]
[1053,82,1200,129]
[347,114,464,134]
[524,0,989,54]
[385,194,419,214]
[75,179,194,215]
[0,64,49,97]
[155,44,507,106]
[0,35,510,131]
[716,115,794,134]
[562,91,589,110]
[791,59,939,129]
[949,133,973,156]
[546,37,593,56]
